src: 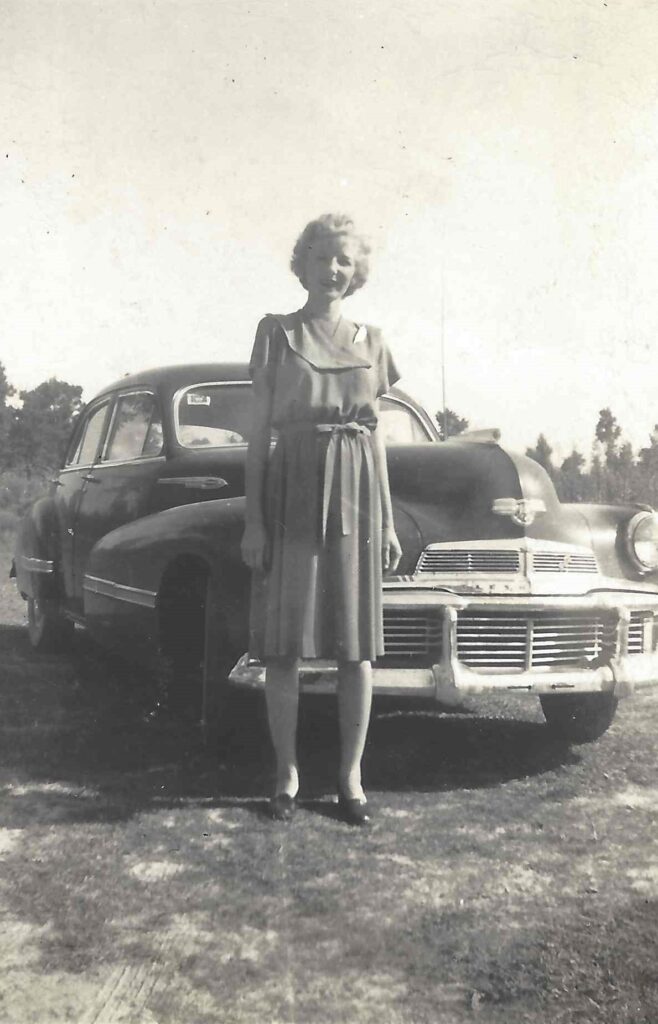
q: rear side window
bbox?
[176,383,253,447]
[67,401,111,466]
[104,392,163,462]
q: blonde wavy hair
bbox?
[290,213,371,297]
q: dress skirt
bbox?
[249,422,384,662]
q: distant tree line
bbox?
[0,361,84,477]
[438,404,658,507]
[526,407,658,506]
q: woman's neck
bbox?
[303,296,343,321]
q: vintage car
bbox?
[11,363,658,744]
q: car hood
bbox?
[389,441,592,571]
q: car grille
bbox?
[381,607,623,670]
[532,552,598,573]
[416,549,521,574]
[381,608,443,665]
[456,611,617,670]
[416,548,599,575]
[627,611,651,654]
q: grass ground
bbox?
[1,538,657,1023]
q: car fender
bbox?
[84,496,252,656]
[12,496,60,601]
[563,502,658,583]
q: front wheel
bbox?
[539,692,618,744]
[27,596,75,653]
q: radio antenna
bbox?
[440,263,448,440]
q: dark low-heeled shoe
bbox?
[337,792,372,827]
[269,792,297,822]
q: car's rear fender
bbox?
[12,497,61,602]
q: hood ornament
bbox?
[492,497,547,528]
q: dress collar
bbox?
[270,310,372,370]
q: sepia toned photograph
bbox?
[1,1,657,1021]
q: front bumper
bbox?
[229,589,658,703]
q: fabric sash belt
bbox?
[278,421,374,539]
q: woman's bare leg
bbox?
[265,657,300,797]
[336,660,373,800]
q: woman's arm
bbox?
[241,374,274,572]
[372,416,402,574]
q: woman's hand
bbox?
[382,525,402,574]
[241,522,269,572]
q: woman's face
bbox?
[304,232,357,302]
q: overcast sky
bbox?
[2,0,658,458]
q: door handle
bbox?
[157,476,228,490]
[50,479,63,487]
[82,474,101,483]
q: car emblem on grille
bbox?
[491,497,547,527]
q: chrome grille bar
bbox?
[382,608,442,662]
[381,605,653,673]
[628,611,650,654]
[456,611,617,671]
[416,547,599,575]
[417,550,520,574]
[533,552,598,573]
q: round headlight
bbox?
[626,511,658,573]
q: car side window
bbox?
[379,398,433,444]
[176,384,251,447]
[67,401,111,467]
[104,392,164,463]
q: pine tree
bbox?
[435,408,469,441]
[526,434,555,477]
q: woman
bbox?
[241,213,401,825]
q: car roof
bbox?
[93,363,252,399]
[92,363,419,405]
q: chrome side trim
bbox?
[157,475,227,490]
[83,574,157,608]
[84,455,166,471]
[59,465,95,475]
[60,455,165,478]
[19,556,55,574]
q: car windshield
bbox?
[175,383,433,448]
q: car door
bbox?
[54,397,114,608]
[73,389,165,607]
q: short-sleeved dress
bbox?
[248,309,400,663]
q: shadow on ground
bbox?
[0,623,580,827]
